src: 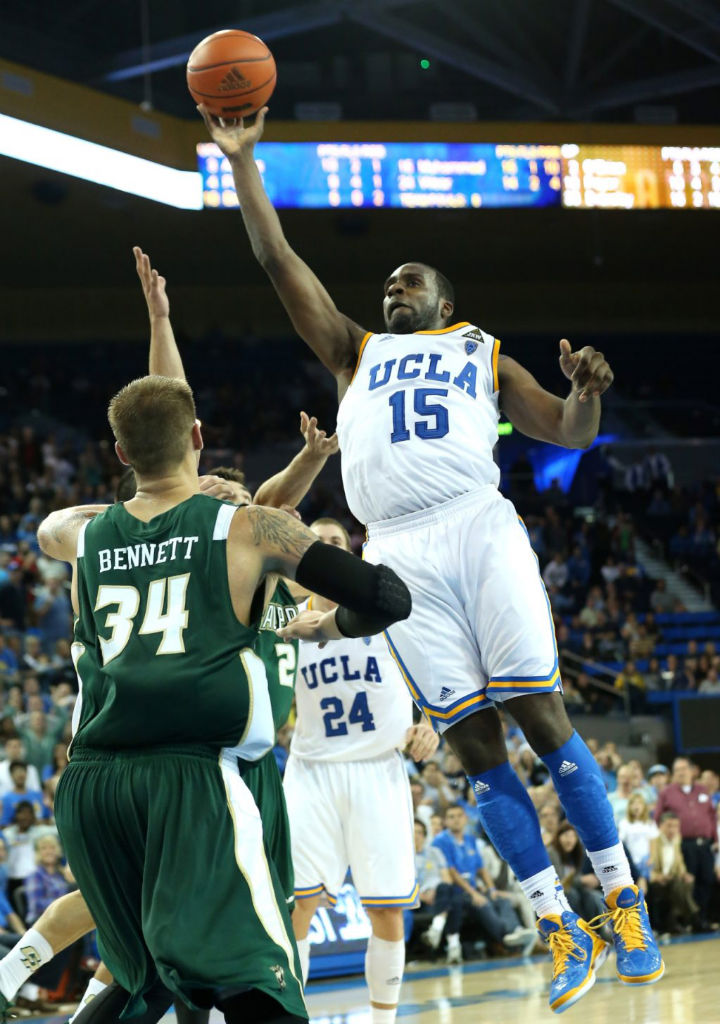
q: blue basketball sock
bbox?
[541,731,619,852]
[467,761,551,880]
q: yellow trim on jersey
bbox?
[425,693,487,720]
[349,331,373,384]
[486,666,561,690]
[361,883,420,907]
[415,321,471,335]
[492,337,501,392]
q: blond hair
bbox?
[108,376,197,477]
[627,793,649,822]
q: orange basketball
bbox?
[186,29,276,118]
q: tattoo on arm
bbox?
[49,510,93,546]
[245,506,315,560]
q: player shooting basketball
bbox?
[198,104,664,1016]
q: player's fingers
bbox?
[198,475,221,490]
[254,106,269,133]
[559,338,572,358]
[299,411,309,434]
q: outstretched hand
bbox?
[300,411,339,459]
[559,339,614,402]
[196,104,268,158]
[133,246,169,320]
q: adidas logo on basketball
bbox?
[438,686,456,702]
[219,66,252,91]
[474,780,490,796]
[558,760,578,777]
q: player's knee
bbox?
[366,906,404,941]
[444,709,506,774]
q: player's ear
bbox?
[440,297,454,322]
[192,419,204,452]
[115,441,131,466]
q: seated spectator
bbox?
[19,636,48,677]
[614,661,646,712]
[654,757,717,930]
[670,657,698,693]
[548,823,606,924]
[0,636,18,682]
[618,794,658,888]
[515,747,550,788]
[647,764,670,803]
[0,737,41,798]
[41,743,68,785]
[421,762,455,812]
[0,764,45,826]
[649,578,674,614]
[561,678,586,713]
[0,565,26,633]
[595,750,618,794]
[410,779,433,834]
[18,710,66,780]
[699,668,720,694]
[643,657,665,691]
[566,545,591,595]
[543,552,568,591]
[538,802,562,847]
[609,764,634,824]
[647,812,698,935]
[442,751,467,800]
[429,813,443,841]
[410,819,463,961]
[600,555,622,585]
[0,887,26,952]
[627,760,656,806]
[33,577,72,655]
[24,834,74,924]
[432,805,535,957]
[629,624,656,661]
[699,770,720,809]
[2,802,57,900]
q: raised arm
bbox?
[253,411,338,509]
[197,106,366,388]
[498,339,613,450]
[133,246,185,381]
[228,505,410,641]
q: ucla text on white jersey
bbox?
[336,322,501,525]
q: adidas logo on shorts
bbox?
[439,686,456,701]
[529,889,544,899]
[474,780,491,796]
[558,760,578,777]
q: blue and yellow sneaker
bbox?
[537,911,610,1014]
[591,885,665,985]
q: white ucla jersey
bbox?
[290,600,412,762]
[336,322,501,524]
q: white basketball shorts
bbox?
[364,485,561,733]
[283,749,418,909]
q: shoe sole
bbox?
[617,962,666,985]
[551,969,596,1014]
[592,942,611,974]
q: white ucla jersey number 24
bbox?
[336,322,501,525]
[291,602,413,762]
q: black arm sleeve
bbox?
[295,540,411,638]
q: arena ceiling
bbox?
[2,0,720,123]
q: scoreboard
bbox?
[197,141,562,209]
[198,140,720,211]
[561,144,720,209]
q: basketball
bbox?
[186,29,276,118]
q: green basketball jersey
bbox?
[72,496,274,753]
[253,578,299,731]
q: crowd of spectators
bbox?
[401,725,720,963]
